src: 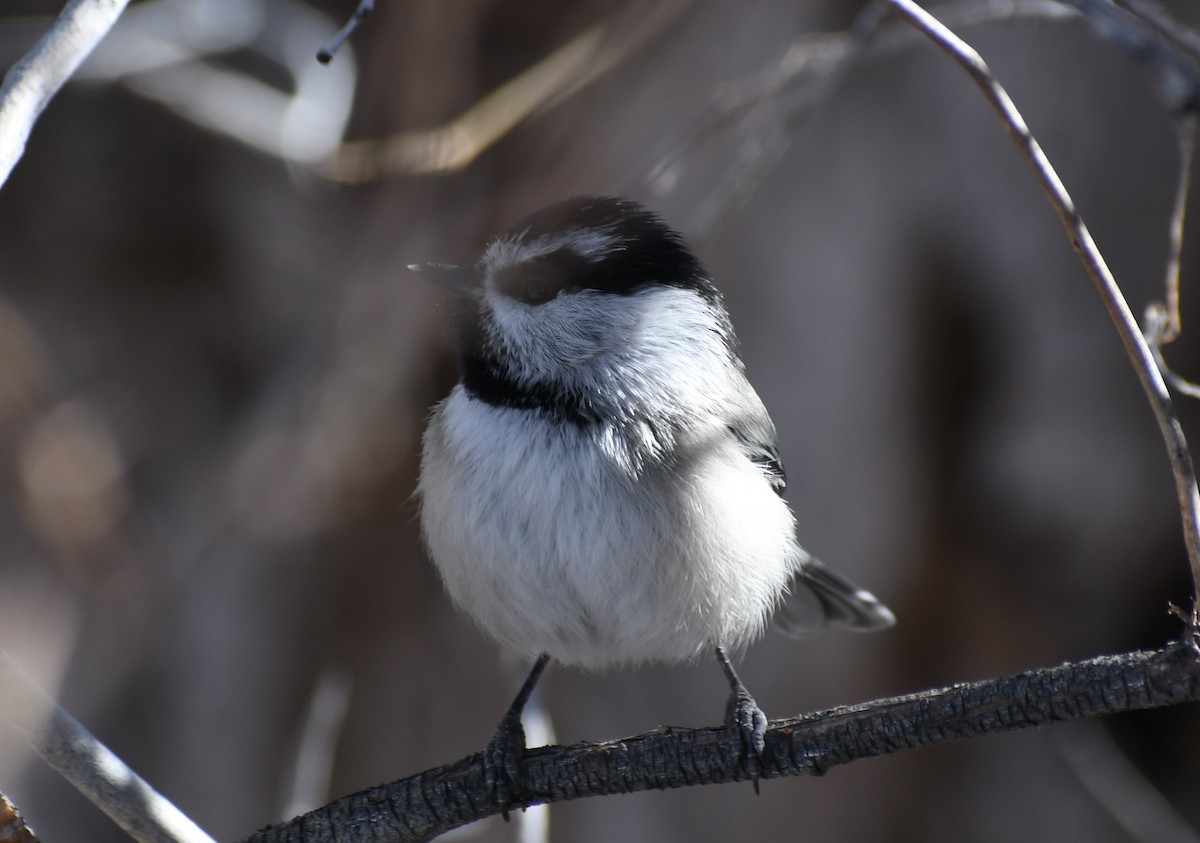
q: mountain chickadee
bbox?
[412,196,894,815]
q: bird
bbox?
[411,195,894,816]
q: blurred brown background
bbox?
[2,1,1200,841]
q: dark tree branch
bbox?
[243,641,1200,843]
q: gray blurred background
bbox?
[2,1,1200,841]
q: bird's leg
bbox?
[715,646,767,791]
[485,653,550,820]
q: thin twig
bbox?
[0,650,217,843]
[1146,305,1200,400]
[644,0,1081,235]
[1145,112,1198,393]
[316,0,374,65]
[1118,0,1200,68]
[0,0,131,188]
[1161,113,1197,342]
[882,0,1200,620]
[242,643,1200,843]
[323,0,697,181]
[1061,0,1200,112]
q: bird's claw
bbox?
[484,711,527,820]
[724,686,767,791]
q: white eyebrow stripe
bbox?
[544,228,621,260]
[484,226,622,272]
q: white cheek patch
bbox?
[483,285,732,396]
[623,286,734,393]
[487,291,622,375]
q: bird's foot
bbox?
[724,685,767,791]
[483,654,549,821]
[484,711,527,820]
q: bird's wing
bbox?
[726,396,787,496]
[725,387,896,635]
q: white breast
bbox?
[418,387,801,670]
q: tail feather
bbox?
[774,557,895,638]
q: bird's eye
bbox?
[494,254,578,304]
[523,277,554,305]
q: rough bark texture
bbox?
[244,643,1200,842]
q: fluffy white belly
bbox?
[418,388,800,669]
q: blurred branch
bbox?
[75,0,355,164]
[1159,112,1197,343]
[0,649,217,843]
[648,0,1200,236]
[1145,112,1199,396]
[883,0,1200,617]
[0,0,130,188]
[1063,0,1200,111]
[0,0,355,165]
[646,0,1083,235]
[1056,721,1200,843]
[322,0,697,182]
[281,666,353,821]
[0,289,143,575]
[1121,0,1200,60]
[242,642,1200,843]
[512,680,554,843]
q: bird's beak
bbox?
[407,262,478,297]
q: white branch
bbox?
[0,649,216,843]
[0,0,131,188]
